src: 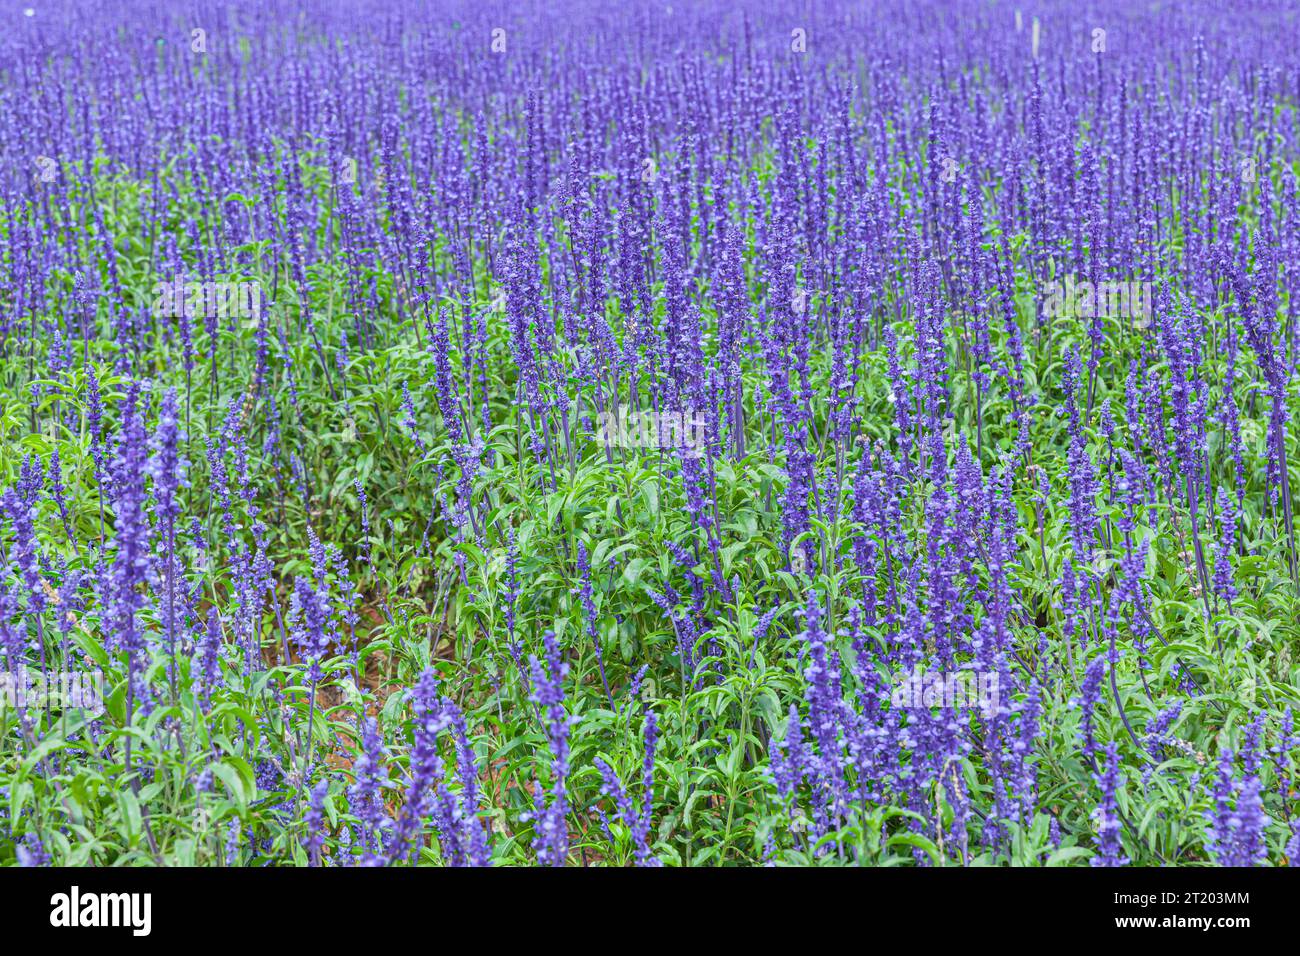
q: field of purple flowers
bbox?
[1,0,1299,867]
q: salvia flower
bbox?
[1091,744,1127,867]
[529,630,571,866]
